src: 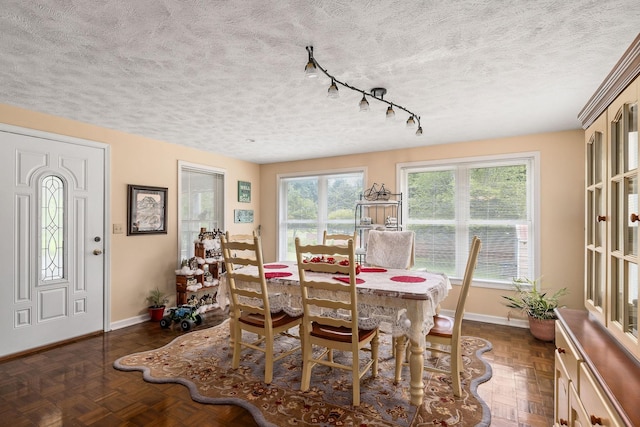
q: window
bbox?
[399,153,538,287]
[178,162,225,262]
[278,170,364,261]
[41,175,65,281]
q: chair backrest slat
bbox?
[323,230,357,246]
[295,237,359,333]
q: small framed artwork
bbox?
[238,180,251,203]
[127,184,168,235]
[234,209,254,223]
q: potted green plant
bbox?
[502,277,568,341]
[147,287,169,322]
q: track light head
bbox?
[359,95,370,112]
[327,79,339,98]
[406,115,416,128]
[415,126,423,136]
[304,46,318,78]
[386,105,395,120]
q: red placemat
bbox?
[360,267,387,273]
[332,276,365,284]
[265,272,293,279]
[390,275,426,283]
[264,264,288,269]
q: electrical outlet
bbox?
[113,223,124,234]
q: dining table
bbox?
[217,260,451,406]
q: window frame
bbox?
[277,167,366,261]
[397,152,540,290]
[177,161,226,264]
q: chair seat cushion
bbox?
[239,310,302,328]
[310,321,378,343]
[428,314,454,338]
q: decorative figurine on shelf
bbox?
[196,227,224,259]
[186,295,200,307]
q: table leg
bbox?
[408,338,425,405]
[393,335,407,384]
[407,301,426,406]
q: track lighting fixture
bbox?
[304,45,423,136]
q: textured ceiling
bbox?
[1,1,639,164]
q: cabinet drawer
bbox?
[556,322,581,386]
[570,381,592,427]
[579,363,623,427]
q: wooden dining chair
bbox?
[220,234,303,385]
[394,236,482,397]
[322,230,357,246]
[365,229,415,269]
[294,237,379,406]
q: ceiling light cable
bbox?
[305,45,423,136]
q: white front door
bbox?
[0,125,107,358]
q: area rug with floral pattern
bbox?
[114,319,492,426]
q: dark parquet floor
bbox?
[0,310,555,426]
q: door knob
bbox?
[93,249,103,255]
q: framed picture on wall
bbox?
[127,184,168,235]
[234,209,254,223]
[238,180,251,203]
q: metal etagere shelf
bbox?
[354,193,402,262]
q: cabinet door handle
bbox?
[559,419,568,426]
[557,347,566,354]
[597,215,607,222]
[631,213,639,223]
[590,414,603,425]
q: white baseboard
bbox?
[438,309,530,329]
[110,314,149,330]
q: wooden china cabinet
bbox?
[554,34,640,427]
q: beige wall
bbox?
[0,104,260,323]
[259,130,585,323]
[1,102,585,326]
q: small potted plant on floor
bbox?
[502,277,568,341]
[147,287,169,322]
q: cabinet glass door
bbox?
[586,131,606,311]
[610,103,638,339]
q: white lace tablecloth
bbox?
[218,261,451,346]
